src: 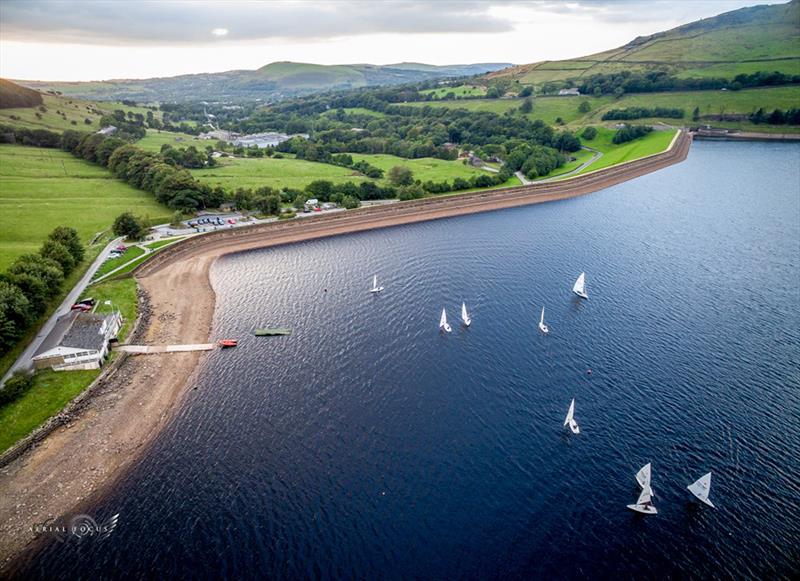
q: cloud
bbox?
[0,0,516,45]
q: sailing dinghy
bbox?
[627,463,657,515]
[439,308,452,333]
[538,306,549,334]
[564,398,580,434]
[369,275,384,293]
[687,472,715,508]
[461,302,471,326]
[573,272,588,299]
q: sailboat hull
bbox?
[627,504,657,515]
[574,291,588,299]
[369,287,384,293]
[538,323,549,334]
[440,324,452,333]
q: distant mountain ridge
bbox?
[486,0,799,86]
[17,61,513,103]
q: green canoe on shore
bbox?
[254,328,292,336]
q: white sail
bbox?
[538,305,549,333]
[564,398,580,434]
[440,308,452,332]
[637,485,653,505]
[369,274,384,293]
[573,272,587,298]
[636,463,652,490]
[461,302,471,326]
[687,472,714,508]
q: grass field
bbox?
[136,129,203,152]
[407,95,613,125]
[0,93,161,133]
[420,85,487,99]
[92,246,146,280]
[324,107,386,118]
[0,277,138,453]
[575,128,677,174]
[406,86,800,130]
[348,154,490,183]
[0,144,171,270]
[192,156,371,191]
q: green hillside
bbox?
[18,62,512,103]
[406,86,800,132]
[255,62,366,89]
[0,91,161,133]
[488,0,800,86]
[0,144,171,270]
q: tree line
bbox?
[612,125,653,144]
[748,107,800,125]
[602,107,685,120]
[577,70,800,97]
[0,227,84,356]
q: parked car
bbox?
[115,245,127,251]
[77,297,95,306]
[71,303,92,312]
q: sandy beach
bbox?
[0,131,690,568]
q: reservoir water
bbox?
[14,141,800,579]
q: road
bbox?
[0,236,124,386]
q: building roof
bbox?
[34,311,117,357]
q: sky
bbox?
[0,0,783,81]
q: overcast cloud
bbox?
[0,0,782,81]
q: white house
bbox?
[558,88,581,96]
[33,311,122,372]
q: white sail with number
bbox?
[573,272,588,299]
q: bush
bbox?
[612,125,653,144]
[388,166,414,186]
[0,371,34,406]
[112,212,147,240]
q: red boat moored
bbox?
[218,339,238,348]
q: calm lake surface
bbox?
[15,141,800,579]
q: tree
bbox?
[518,85,533,97]
[341,195,360,209]
[613,87,625,99]
[47,226,84,263]
[581,126,597,140]
[486,86,502,99]
[388,166,414,186]
[692,107,700,122]
[519,97,533,114]
[255,194,281,215]
[578,101,591,113]
[0,281,31,352]
[292,192,307,210]
[305,180,334,201]
[40,239,76,274]
[113,212,146,240]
